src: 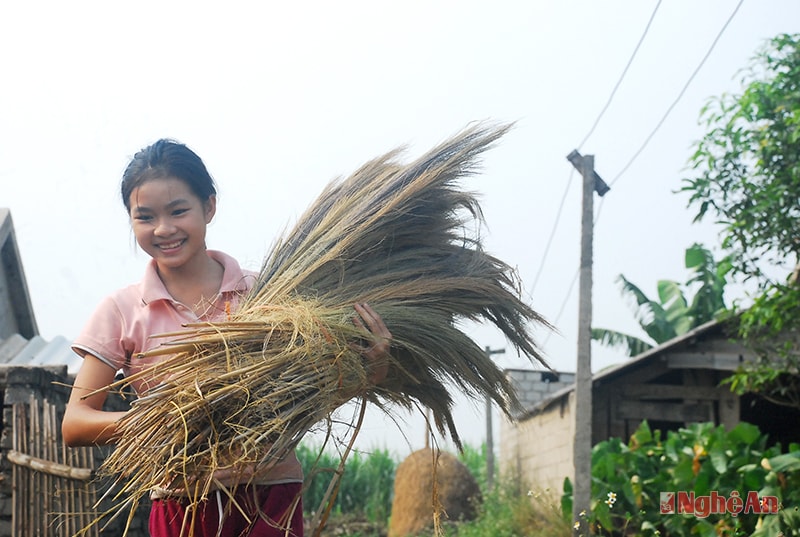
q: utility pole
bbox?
[484,345,505,492]
[566,150,609,534]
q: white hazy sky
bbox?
[3,0,798,456]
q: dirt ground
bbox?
[308,514,387,536]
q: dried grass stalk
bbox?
[89,121,551,530]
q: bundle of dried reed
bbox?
[91,121,551,532]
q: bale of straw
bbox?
[91,121,551,531]
[388,448,481,537]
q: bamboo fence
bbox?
[9,395,98,537]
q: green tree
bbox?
[681,33,800,408]
[682,33,800,287]
[592,243,730,357]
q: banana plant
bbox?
[592,243,731,357]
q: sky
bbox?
[3,0,799,457]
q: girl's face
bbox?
[128,177,216,272]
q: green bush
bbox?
[457,443,490,492]
[438,443,570,537]
[562,421,800,536]
[436,479,569,537]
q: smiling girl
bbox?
[62,139,391,536]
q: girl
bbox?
[62,139,391,536]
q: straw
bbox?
[87,121,551,533]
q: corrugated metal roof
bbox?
[0,334,81,375]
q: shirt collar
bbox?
[139,250,253,305]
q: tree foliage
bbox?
[681,33,800,408]
[682,33,800,286]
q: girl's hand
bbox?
[352,302,392,385]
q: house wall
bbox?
[500,323,800,507]
[500,363,741,496]
[499,392,575,495]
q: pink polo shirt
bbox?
[72,249,303,486]
[73,250,255,389]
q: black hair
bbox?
[121,139,217,212]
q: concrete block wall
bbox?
[500,389,575,494]
[506,369,575,419]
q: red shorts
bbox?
[149,482,304,537]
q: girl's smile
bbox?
[129,177,216,273]
[156,239,187,252]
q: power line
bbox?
[528,1,662,301]
[578,0,663,150]
[527,168,575,298]
[607,0,745,189]
[544,0,745,345]
[543,265,579,347]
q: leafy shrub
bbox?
[562,421,800,536]
[441,443,569,537]
[435,479,569,537]
[457,443,490,492]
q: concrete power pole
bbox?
[484,345,505,492]
[566,150,609,534]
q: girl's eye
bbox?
[172,208,189,216]
[133,214,152,222]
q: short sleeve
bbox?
[71,294,131,372]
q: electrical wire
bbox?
[542,265,580,347]
[527,168,576,299]
[578,0,663,151]
[606,0,745,190]
[528,1,662,301]
[543,0,745,344]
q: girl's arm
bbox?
[62,354,128,446]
